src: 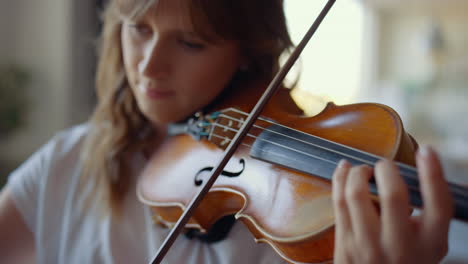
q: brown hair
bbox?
[81,0,294,215]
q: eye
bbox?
[128,23,152,37]
[178,38,205,51]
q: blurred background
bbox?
[285,0,468,188]
[0,0,468,262]
[1,0,467,189]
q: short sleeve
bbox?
[6,135,58,234]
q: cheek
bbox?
[185,56,240,95]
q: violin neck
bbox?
[250,123,468,222]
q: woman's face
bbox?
[121,0,243,125]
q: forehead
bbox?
[118,0,221,41]
[123,0,191,25]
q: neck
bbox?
[142,124,168,160]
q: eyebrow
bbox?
[169,28,208,41]
[178,31,201,38]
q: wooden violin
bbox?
[137,0,468,263]
[139,82,412,263]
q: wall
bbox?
[377,3,468,84]
[362,0,468,184]
[0,0,97,176]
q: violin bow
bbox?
[149,0,337,263]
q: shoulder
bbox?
[8,124,89,176]
[6,123,92,234]
[50,123,90,156]
[39,123,92,175]
[8,123,91,184]
[18,124,89,172]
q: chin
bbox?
[143,109,188,126]
[137,100,199,125]
[146,113,174,126]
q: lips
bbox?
[140,85,175,100]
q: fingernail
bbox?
[338,159,349,168]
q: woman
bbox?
[0,0,453,263]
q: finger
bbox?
[345,165,380,248]
[373,159,411,245]
[332,159,352,237]
[417,146,453,251]
[332,160,355,263]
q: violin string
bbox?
[208,127,468,202]
[209,133,254,148]
[207,128,422,195]
[214,116,378,166]
[217,109,421,172]
[209,127,375,175]
[219,109,416,170]
[209,128,342,166]
[210,111,468,197]
[221,108,427,175]
[214,112,398,171]
[212,109,468,198]
[209,122,411,178]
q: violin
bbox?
[138,81,466,263]
[137,0,468,263]
[137,84,395,263]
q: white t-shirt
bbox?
[7,125,468,264]
[7,124,286,264]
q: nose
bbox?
[138,36,171,80]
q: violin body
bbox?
[138,84,418,263]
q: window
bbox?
[284,0,365,106]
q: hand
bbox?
[332,145,453,264]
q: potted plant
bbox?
[0,64,30,137]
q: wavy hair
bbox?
[81,0,294,215]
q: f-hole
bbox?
[194,159,246,186]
